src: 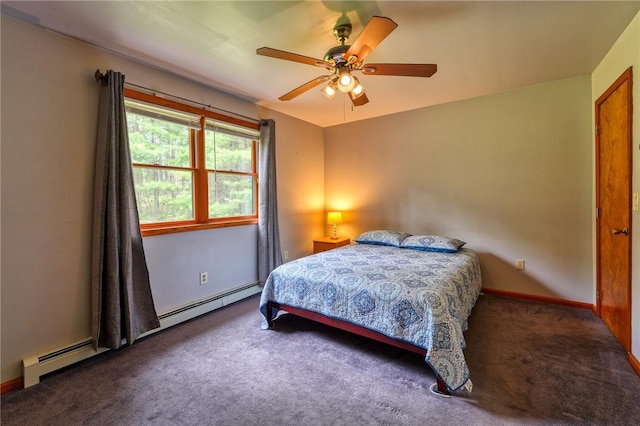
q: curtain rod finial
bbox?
[95,69,108,85]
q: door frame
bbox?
[594,67,633,350]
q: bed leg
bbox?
[437,378,449,395]
[266,300,274,328]
[429,377,451,398]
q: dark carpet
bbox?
[2,293,639,425]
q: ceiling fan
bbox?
[256,14,437,107]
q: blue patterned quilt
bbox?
[259,243,482,392]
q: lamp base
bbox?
[331,224,338,239]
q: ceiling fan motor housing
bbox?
[333,15,352,43]
[323,44,350,66]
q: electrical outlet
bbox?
[515,259,525,271]
[283,250,289,260]
[199,272,208,285]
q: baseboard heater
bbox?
[22,281,261,388]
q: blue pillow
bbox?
[400,235,466,253]
[355,230,411,247]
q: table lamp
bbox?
[327,211,343,239]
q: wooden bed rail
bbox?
[265,300,449,395]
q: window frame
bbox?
[124,88,259,236]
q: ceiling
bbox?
[2,1,639,127]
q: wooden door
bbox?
[595,67,632,352]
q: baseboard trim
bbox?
[1,377,23,395]
[16,282,261,391]
[6,286,634,392]
[481,288,596,313]
[629,353,640,377]
[483,287,640,380]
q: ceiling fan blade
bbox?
[279,75,333,101]
[257,47,332,69]
[351,93,369,107]
[344,16,397,64]
[360,63,437,77]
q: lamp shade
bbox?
[322,83,337,99]
[348,76,365,99]
[337,68,355,93]
[327,211,343,225]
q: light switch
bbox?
[634,192,639,211]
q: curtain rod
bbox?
[94,69,260,124]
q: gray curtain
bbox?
[91,70,160,350]
[258,119,283,285]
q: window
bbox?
[204,121,257,219]
[124,88,259,236]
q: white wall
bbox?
[324,75,593,303]
[0,16,324,383]
[591,11,640,364]
[143,227,258,313]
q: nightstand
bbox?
[313,236,351,254]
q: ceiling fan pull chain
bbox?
[343,94,346,121]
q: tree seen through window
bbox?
[124,92,258,232]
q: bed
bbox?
[259,230,482,395]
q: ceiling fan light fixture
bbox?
[321,82,337,99]
[337,67,355,93]
[348,77,365,100]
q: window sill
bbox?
[141,218,258,237]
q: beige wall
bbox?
[324,75,593,303]
[0,16,323,383]
[257,107,326,258]
[591,11,640,363]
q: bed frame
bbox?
[265,300,450,396]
